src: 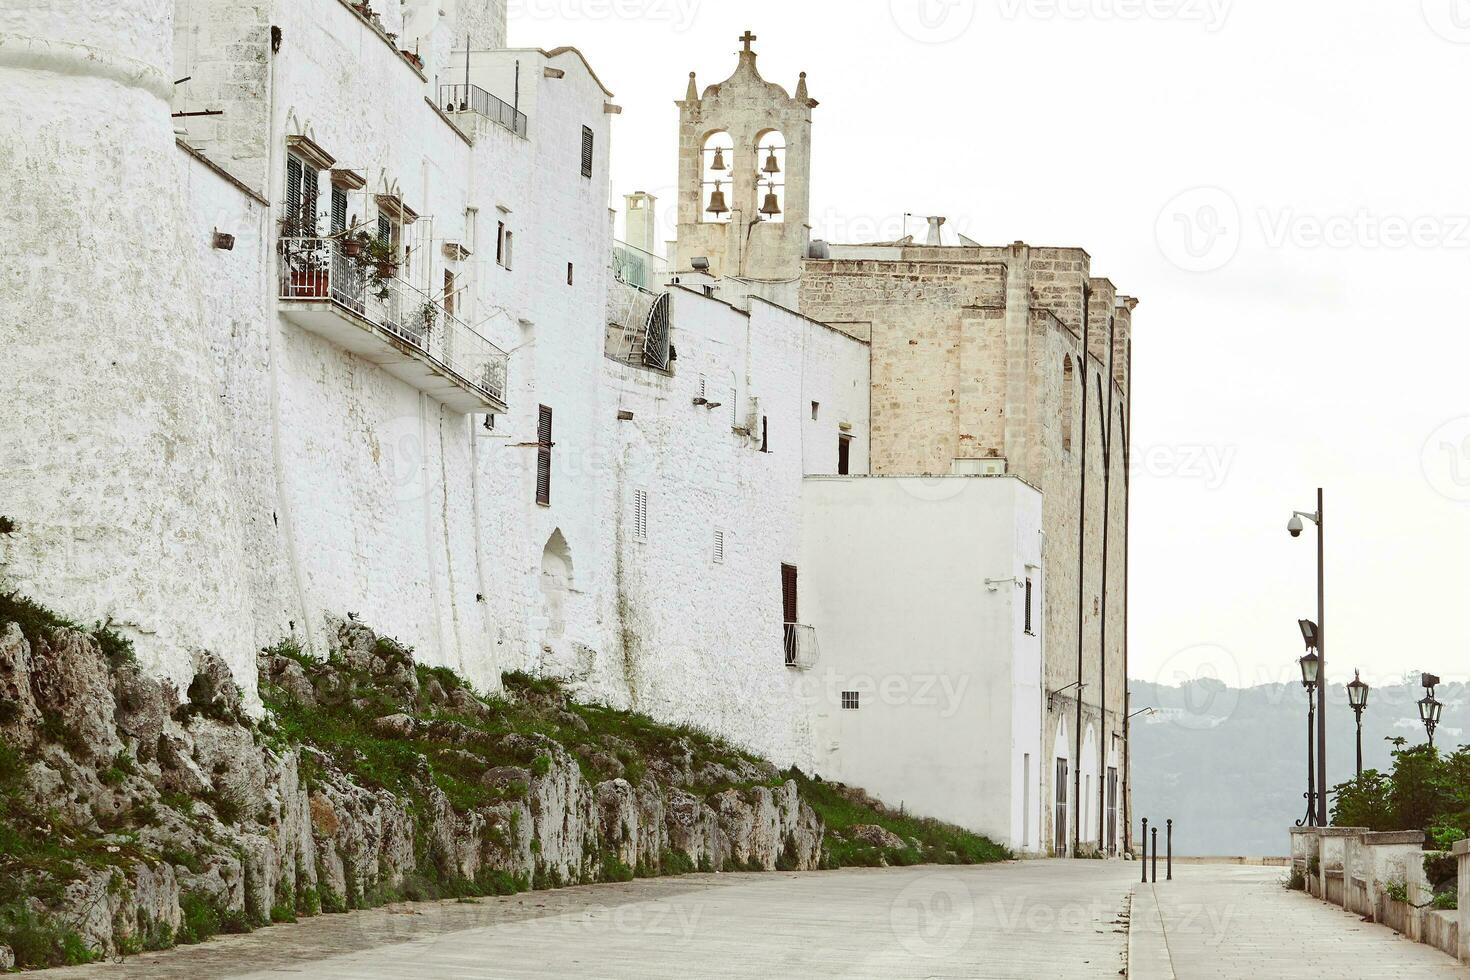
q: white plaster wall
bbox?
[586,290,870,767]
[798,476,1043,849]
[0,1,257,697]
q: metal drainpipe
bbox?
[1098,312,1116,851]
[1073,284,1090,856]
[1121,333,1132,854]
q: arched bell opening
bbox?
[700,131,734,224]
[753,129,786,224]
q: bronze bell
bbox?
[706,182,729,216]
[762,146,781,174]
[760,186,782,217]
[710,146,728,172]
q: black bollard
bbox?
[1141,818,1148,882]
[1151,826,1158,883]
[1167,819,1173,881]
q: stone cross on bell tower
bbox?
[674,32,816,282]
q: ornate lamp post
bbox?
[1346,671,1369,778]
[1419,673,1443,749]
[1288,490,1327,827]
[1296,649,1320,827]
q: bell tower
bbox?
[674,31,815,282]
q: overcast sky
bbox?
[507,0,1470,694]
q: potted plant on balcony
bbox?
[416,300,439,336]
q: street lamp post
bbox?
[1419,673,1443,749]
[1288,489,1326,826]
[1346,671,1369,778]
[1295,650,1320,828]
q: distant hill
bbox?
[1127,676,1469,856]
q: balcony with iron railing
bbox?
[438,83,528,138]
[278,237,508,414]
[784,623,819,670]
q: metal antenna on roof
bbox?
[465,35,470,90]
[514,59,520,114]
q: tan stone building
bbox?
[662,36,1136,857]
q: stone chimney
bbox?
[624,191,659,256]
[925,216,946,246]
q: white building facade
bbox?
[2,1,1116,850]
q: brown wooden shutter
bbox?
[536,405,552,505]
[781,564,798,624]
[301,164,319,236]
[285,156,303,236]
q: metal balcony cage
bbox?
[278,236,508,406]
[783,623,819,670]
[439,83,528,138]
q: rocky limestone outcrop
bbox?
[0,618,826,960]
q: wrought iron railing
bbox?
[612,240,669,291]
[642,292,670,370]
[438,83,528,137]
[783,623,819,670]
[278,237,508,406]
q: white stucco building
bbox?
[1,1,1129,853]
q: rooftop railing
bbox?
[279,236,508,407]
[439,83,528,138]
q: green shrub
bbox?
[177,893,221,945]
[0,902,100,968]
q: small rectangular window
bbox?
[760,416,769,453]
[634,489,649,541]
[713,529,725,564]
[811,401,820,421]
[536,405,553,506]
[496,221,505,264]
[581,125,594,178]
[841,691,860,710]
[567,262,574,285]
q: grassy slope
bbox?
[0,593,1009,967]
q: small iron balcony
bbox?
[278,236,508,414]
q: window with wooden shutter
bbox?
[581,125,594,178]
[285,155,303,236]
[781,564,799,666]
[330,186,347,235]
[300,163,319,236]
[535,405,553,506]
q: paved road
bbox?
[47,862,1134,979]
[46,861,1470,978]
[1130,864,1470,979]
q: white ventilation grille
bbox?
[713,529,725,564]
[633,489,648,541]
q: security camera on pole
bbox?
[1287,490,1326,827]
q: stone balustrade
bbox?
[1290,826,1463,964]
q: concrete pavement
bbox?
[45,860,1470,978]
[45,862,1135,979]
[1129,863,1470,979]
